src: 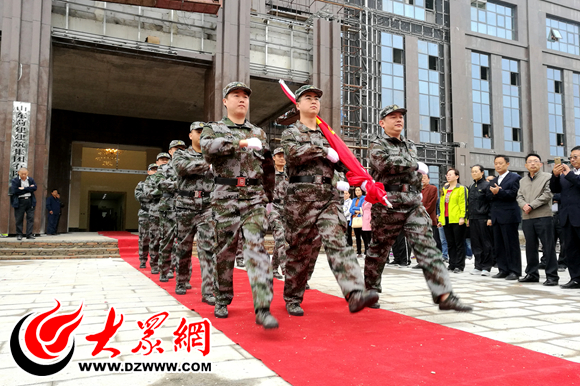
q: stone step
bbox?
[0,248,120,257]
[0,241,118,249]
[0,240,120,260]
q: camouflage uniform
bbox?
[135,179,151,266]
[282,120,365,306]
[158,160,179,276]
[365,129,452,301]
[269,167,288,274]
[200,117,275,312]
[172,144,217,299]
[144,171,163,270]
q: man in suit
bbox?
[550,146,580,289]
[10,167,37,240]
[486,155,522,280]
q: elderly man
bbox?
[11,168,37,240]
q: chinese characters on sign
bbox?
[10,102,31,180]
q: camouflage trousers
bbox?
[305,234,322,281]
[148,214,161,268]
[268,206,287,272]
[212,197,273,312]
[138,215,151,265]
[366,203,452,300]
[284,198,364,306]
[174,207,216,298]
[159,210,178,274]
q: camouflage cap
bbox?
[148,163,158,171]
[295,85,323,100]
[379,104,407,120]
[169,140,187,149]
[190,121,206,131]
[223,81,252,98]
[273,147,284,156]
[156,152,171,160]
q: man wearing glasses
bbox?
[550,146,580,289]
[516,154,559,286]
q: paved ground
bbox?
[0,234,578,385]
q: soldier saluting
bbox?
[200,82,278,329]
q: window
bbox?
[471,0,516,40]
[502,58,521,152]
[428,165,440,189]
[547,68,566,156]
[383,0,426,22]
[573,73,580,146]
[546,17,580,56]
[419,40,443,144]
[380,33,405,109]
[472,52,492,149]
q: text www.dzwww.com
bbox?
[78,361,212,373]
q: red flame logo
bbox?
[11,300,83,376]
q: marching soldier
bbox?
[158,140,187,283]
[281,85,378,317]
[270,147,288,279]
[200,81,278,329]
[144,152,171,274]
[364,105,472,312]
[135,163,158,268]
[172,122,217,302]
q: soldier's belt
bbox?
[383,184,419,193]
[215,177,260,187]
[162,193,173,198]
[140,205,150,211]
[178,190,209,198]
[183,174,205,180]
[289,175,332,184]
[273,199,283,204]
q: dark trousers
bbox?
[15,199,35,237]
[353,227,369,254]
[553,214,567,267]
[523,217,559,280]
[443,222,466,271]
[470,218,493,271]
[362,230,371,254]
[391,230,410,265]
[46,213,59,234]
[562,222,580,282]
[493,222,522,276]
[346,225,353,247]
[432,225,442,252]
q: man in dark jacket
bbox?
[550,146,580,289]
[10,168,37,240]
[46,189,61,235]
[468,165,493,276]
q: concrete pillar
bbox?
[313,18,341,133]
[0,0,52,235]
[205,0,251,122]
[404,36,420,144]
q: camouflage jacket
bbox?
[272,168,288,211]
[157,161,178,212]
[368,132,422,206]
[172,146,214,211]
[200,117,274,201]
[134,180,150,217]
[143,171,164,216]
[281,120,346,202]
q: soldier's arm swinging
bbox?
[173,151,210,177]
[281,129,330,165]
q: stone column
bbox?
[313,18,341,133]
[0,0,52,235]
[205,0,251,121]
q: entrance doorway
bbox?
[89,191,126,231]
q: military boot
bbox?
[175,283,187,295]
[286,303,304,316]
[151,267,159,275]
[437,293,473,312]
[214,304,228,319]
[185,283,192,290]
[167,268,174,279]
[159,274,168,282]
[255,309,279,329]
[202,295,216,306]
[348,290,379,313]
[236,258,245,268]
[139,262,146,269]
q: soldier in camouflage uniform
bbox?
[135,163,158,269]
[281,85,379,317]
[269,147,288,279]
[172,121,217,302]
[158,140,187,283]
[200,81,278,329]
[144,152,172,274]
[364,105,472,312]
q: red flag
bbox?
[279,80,391,206]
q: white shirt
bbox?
[20,177,31,198]
[497,170,510,185]
[343,198,352,222]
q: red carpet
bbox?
[102,232,580,385]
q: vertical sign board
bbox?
[10,102,31,180]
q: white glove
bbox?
[417,161,429,175]
[266,203,273,214]
[246,138,262,151]
[326,147,339,163]
[361,181,367,192]
[383,196,393,209]
[336,181,350,192]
